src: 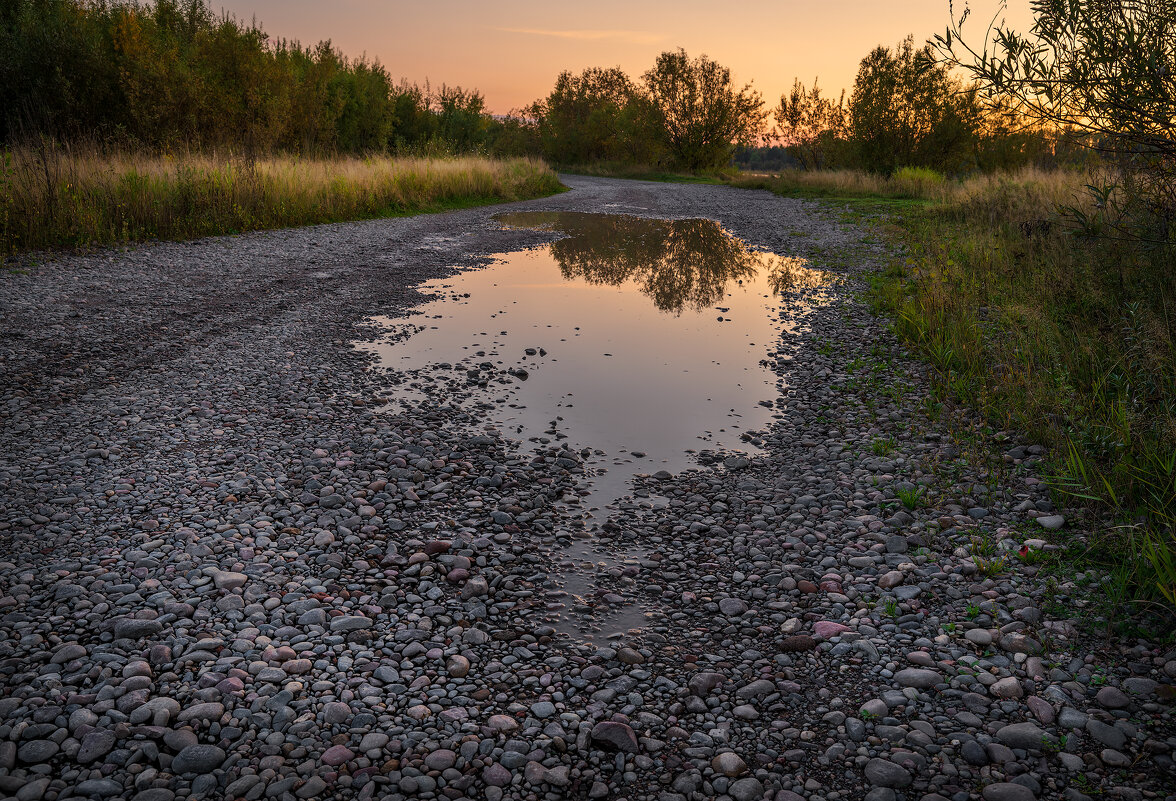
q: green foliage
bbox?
[897,485,926,510]
[0,0,512,156]
[775,78,847,170]
[770,35,1067,176]
[847,36,981,175]
[531,50,766,172]
[527,68,659,165]
[937,0,1176,250]
[643,49,767,171]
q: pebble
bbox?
[894,668,940,689]
[864,758,912,788]
[590,721,638,753]
[983,783,1037,801]
[170,745,226,774]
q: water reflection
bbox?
[362,212,834,642]
[497,212,820,314]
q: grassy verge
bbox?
[555,160,733,184]
[0,144,564,253]
[737,166,1176,632]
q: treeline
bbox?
[0,0,1126,179]
[774,36,1085,175]
[526,37,1085,175]
[0,0,526,156]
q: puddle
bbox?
[361,212,833,640]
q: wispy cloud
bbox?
[496,27,663,45]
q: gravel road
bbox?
[1,175,1173,801]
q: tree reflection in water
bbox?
[496,211,829,315]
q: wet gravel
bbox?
[2,175,1174,801]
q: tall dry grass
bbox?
[733,164,1083,207]
[740,165,1176,628]
[0,142,563,252]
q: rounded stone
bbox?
[982,782,1036,801]
[171,745,226,774]
[711,752,748,777]
[863,758,912,788]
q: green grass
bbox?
[1,144,565,253]
[737,166,1176,632]
[897,486,926,510]
[557,161,729,184]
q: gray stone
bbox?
[996,722,1055,751]
[17,740,59,764]
[590,721,638,753]
[711,752,748,777]
[719,597,747,615]
[329,615,371,632]
[212,571,247,590]
[964,628,993,647]
[961,739,989,765]
[171,744,226,773]
[893,668,940,689]
[729,777,764,801]
[1096,686,1130,709]
[78,730,117,763]
[113,618,163,639]
[863,758,912,788]
[1086,719,1127,749]
[424,749,456,771]
[736,679,775,700]
[983,783,1036,801]
[75,779,125,797]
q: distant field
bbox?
[0,147,564,253]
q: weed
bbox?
[1043,733,1068,754]
[969,532,998,558]
[975,555,1008,577]
[897,486,926,510]
[965,604,981,619]
[872,438,896,456]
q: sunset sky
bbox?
[215,0,1034,115]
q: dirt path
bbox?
[1,176,1171,801]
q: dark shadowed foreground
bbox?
[1,177,1172,801]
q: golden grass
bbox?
[732,164,1084,207]
[0,144,564,252]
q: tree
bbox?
[774,78,847,170]
[433,84,488,152]
[527,67,654,164]
[848,36,981,174]
[642,49,766,170]
[936,0,1176,246]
